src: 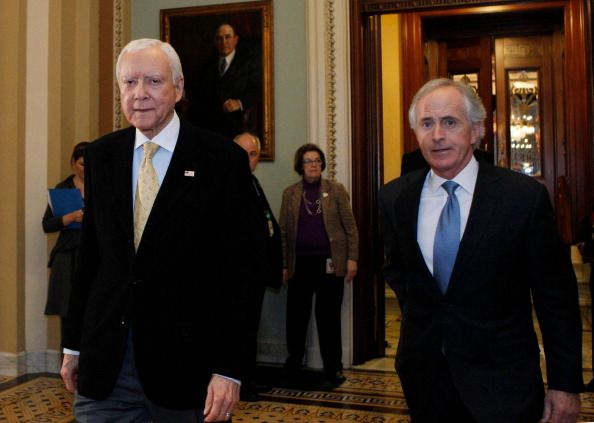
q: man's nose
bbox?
[431,123,445,140]
[134,80,148,99]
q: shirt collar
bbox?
[134,111,180,153]
[428,155,478,195]
[222,49,236,65]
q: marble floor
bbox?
[0,263,592,422]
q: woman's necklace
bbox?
[302,191,322,215]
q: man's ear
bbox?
[471,122,483,145]
[175,76,185,102]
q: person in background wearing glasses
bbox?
[279,143,359,386]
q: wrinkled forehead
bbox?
[119,49,171,79]
[417,88,466,120]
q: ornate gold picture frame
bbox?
[161,0,274,160]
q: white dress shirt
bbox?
[220,49,236,75]
[417,156,479,275]
[131,112,180,207]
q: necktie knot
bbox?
[442,180,459,196]
[143,142,159,160]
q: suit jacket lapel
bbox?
[320,179,330,229]
[291,182,303,233]
[399,170,435,284]
[104,128,135,240]
[141,121,200,239]
[448,163,503,291]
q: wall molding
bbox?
[114,0,124,130]
[306,0,352,187]
[361,0,532,13]
[0,351,61,377]
[325,0,338,180]
[305,0,353,369]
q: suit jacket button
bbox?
[132,279,142,286]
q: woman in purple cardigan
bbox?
[279,143,359,385]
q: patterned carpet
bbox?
[1,369,594,422]
[1,264,592,422]
[0,375,73,423]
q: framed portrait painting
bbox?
[161,0,274,160]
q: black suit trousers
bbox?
[285,255,344,373]
[399,352,543,423]
[399,353,476,423]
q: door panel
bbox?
[495,35,557,204]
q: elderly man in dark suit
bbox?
[60,38,253,423]
[379,78,582,423]
[190,22,262,139]
[234,132,282,401]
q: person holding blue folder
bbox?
[42,141,89,345]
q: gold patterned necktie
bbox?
[134,142,160,251]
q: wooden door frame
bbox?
[349,0,592,363]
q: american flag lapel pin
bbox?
[184,170,195,177]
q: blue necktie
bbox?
[219,58,226,76]
[433,181,460,294]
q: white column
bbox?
[25,0,53,373]
[305,0,353,370]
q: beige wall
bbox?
[0,0,101,371]
[0,0,27,355]
[381,14,404,183]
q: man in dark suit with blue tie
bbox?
[60,38,254,422]
[379,78,582,422]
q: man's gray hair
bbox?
[408,78,486,143]
[116,38,184,84]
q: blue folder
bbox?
[48,188,83,229]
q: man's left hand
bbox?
[203,374,240,422]
[223,99,242,113]
[539,389,580,423]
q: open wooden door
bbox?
[349,0,593,365]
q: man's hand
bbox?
[539,389,580,423]
[203,374,240,422]
[60,354,79,393]
[222,99,242,113]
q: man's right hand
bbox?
[60,353,79,393]
[282,269,289,285]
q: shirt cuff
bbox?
[213,373,241,386]
[63,348,80,356]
